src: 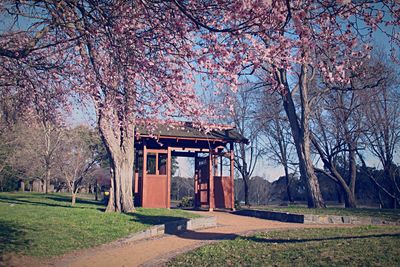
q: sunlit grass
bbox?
[0,192,198,257]
[169,226,400,266]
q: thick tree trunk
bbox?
[105,145,135,212]
[282,95,324,208]
[317,157,357,208]
[98,113,135,213]
[300,142,325,208]
[342,187,357,208]
[331,169,357,208]
[279,68,325,208]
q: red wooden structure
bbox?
[133,122,248,211]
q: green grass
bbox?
[0,192,199,257]
[168,226,400,266]
[261,206,400,222]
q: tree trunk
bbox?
[94,183,98,201]
[342,187,357,208]
[71,193,77,206]
[105,147,135,212]
[387,165,399,209]
[244,176,250,206]
[45,167,50,194]
[19,180,25,192]
[98,114,135,213]
[283,164,293,203]
[330,166,357,208]
[278,68,325,208]
[282,92,325,208]
[348,148,357,196]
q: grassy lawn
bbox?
[0,192,199,257]
[259,206,400,222]
[168,226,400,266]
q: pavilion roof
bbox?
[136,122,248,144]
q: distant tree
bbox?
[171,176,194,201]
[249,176,271,206]
[359,56,400,208]
[8,120,63,193]
[58,126,100,205]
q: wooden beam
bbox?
[139,135,230,143]
[171,151,197,158]
[170,147,210,152]
[146,148,168,153]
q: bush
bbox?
[234,200,242,210]
[0,167,19,192]
[178,196,193,208]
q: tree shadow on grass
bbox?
[0,194,105,211]
[45,194,104,207]
[0,220,31,255]
[243,233,400,244]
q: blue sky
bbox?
[2,4,398,181]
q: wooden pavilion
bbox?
[133,122,248,211]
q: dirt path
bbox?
[49,211,349,267]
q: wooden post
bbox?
[230,142,235,211]
[167,147,172,209]
[220,154,223,177]
[133,149,138,198]
[142,144,147,207]
[194,153,199,208]
[208,150,215,211]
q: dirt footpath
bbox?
[51,211,349,267]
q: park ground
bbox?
[0,192,399,266]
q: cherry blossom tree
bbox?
[0,1,239,212]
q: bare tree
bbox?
[10,121,63,192]
[58,126,99,206]
[359,56,400,208]
[311,89,363,208]
[259,92,296,203]
[232,85,264,206]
